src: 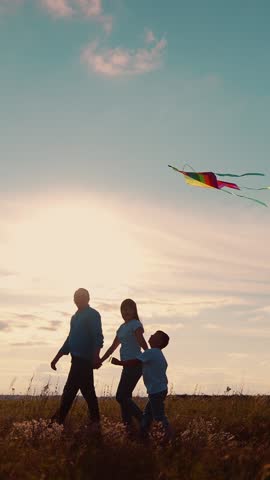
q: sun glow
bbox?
[2,195,144,295]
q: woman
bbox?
[101,298,148,431]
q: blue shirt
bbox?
[59,305,104,362]
[116,319,143,361]
[138,348,168,395]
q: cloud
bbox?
[81,36,167,77]
[0,321,10,331]
[56,310,71,318]
[38,320,62,331]
[77,0,101,16]
[40,0,74,17]
[96,302,119,312]
[145,29,156,44]
[0,269,16,277]
[227,353,249,359]
[15,313,44,321]
[10,341,48,346]
[39,0,112,32]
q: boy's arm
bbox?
[111,357,141,367]
[100,336,120,363]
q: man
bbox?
[51,288,103,426]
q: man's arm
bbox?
[93,314,104,368]
[50,335,70,370]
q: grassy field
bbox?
[1,394,270,480]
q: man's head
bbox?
[149,330,170,350]
[74,288,90,310]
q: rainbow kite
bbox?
[168,165,269,207]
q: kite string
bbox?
[182,163,196,172]
[220,189,268,207]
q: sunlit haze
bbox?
[1,0,270,395]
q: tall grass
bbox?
[1,392,270,479]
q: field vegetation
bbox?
[1,390,270,480]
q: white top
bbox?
[116,319,143,361]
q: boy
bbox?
[111,330,170,440]
[50,288,103,426]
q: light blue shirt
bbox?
[138,348,168,395]
[116,319,143,361]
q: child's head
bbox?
[149,330,169,350]
[120,298,140,323]
[74,288,90,310]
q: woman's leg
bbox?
[116,365,143,426]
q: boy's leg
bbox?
[53,358,80,424]
[116,365,143,426]
[79,362,100,423]
[140,400,153,438]
[148,390,170,433]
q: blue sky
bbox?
[1,0,270,395]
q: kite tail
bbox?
[242,186,270,191]
[216,172,265,178]
[221,189,268,207]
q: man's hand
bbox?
[51,360,57,371]
[111,357,121,366]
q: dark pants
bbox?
[53,355,100,424]
[141,389,169,434]
[116,365,143,426]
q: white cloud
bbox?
[145,29,156,44]
[40,0,74,17]
[39,0,113,32]
[77,0,102,16]
[227,352,249,359]
[81,37,167,77]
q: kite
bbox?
[168,165,270,207]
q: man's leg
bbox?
[116,365,143,426]
[79,363,100,423]
[52,358,80,424]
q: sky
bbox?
[1,0,270,395]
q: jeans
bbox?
[141,389,169,434]
[116,365,143,426]
[53,355,100,424]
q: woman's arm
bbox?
[135,327,148,351]
[100,336,120,363]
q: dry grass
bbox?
[1,393,270,479]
